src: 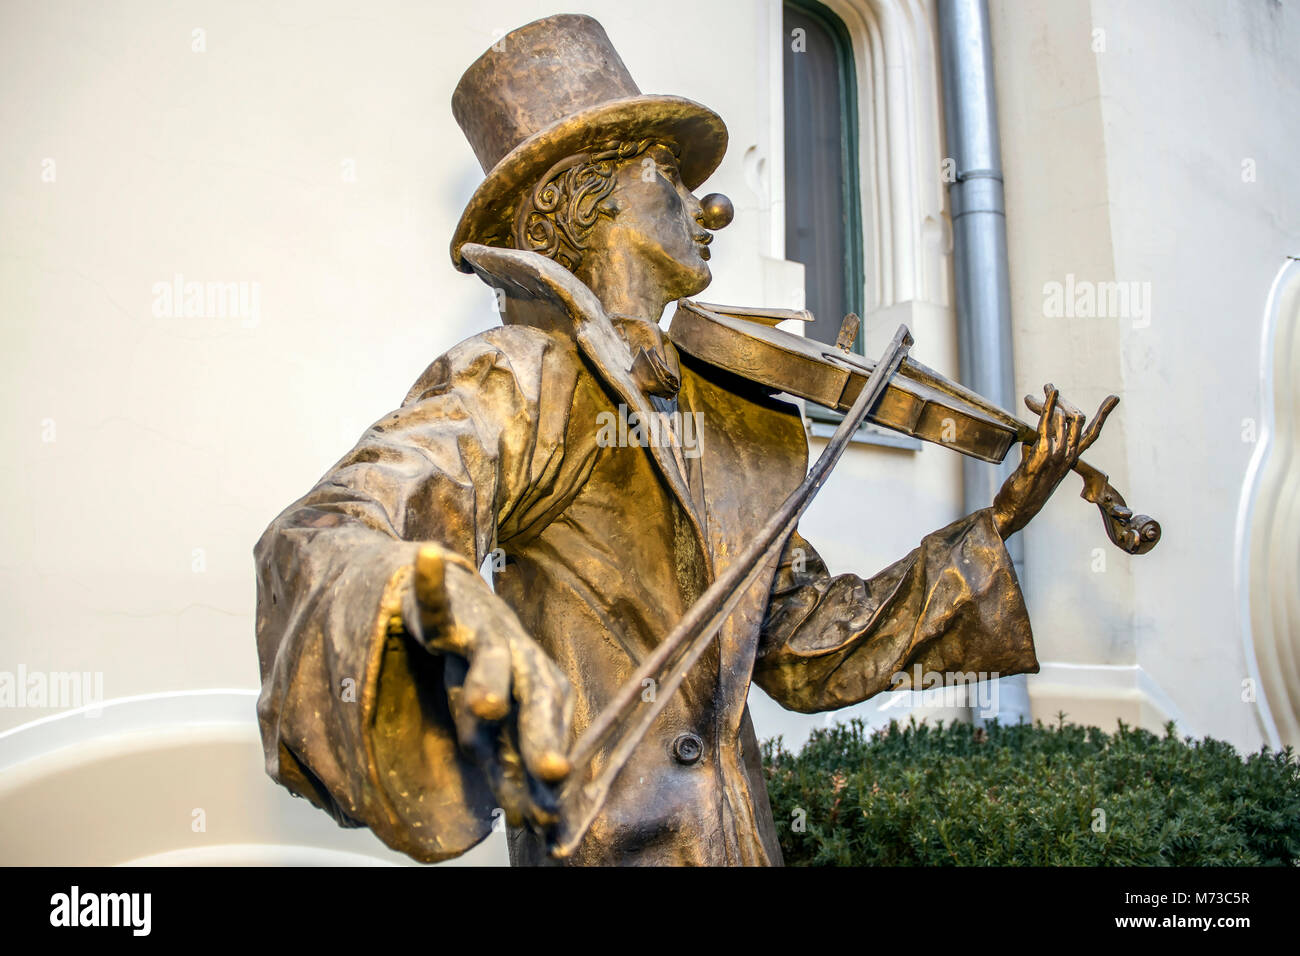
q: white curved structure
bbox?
[1235,257,1300,751]
[0,691,508,866]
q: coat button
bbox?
[672,732,704,765]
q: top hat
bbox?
[449,14,728,272]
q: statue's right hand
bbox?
[407,546,573,832]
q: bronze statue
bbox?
[255,14,1154,866]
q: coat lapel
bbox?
[458,244,713,577]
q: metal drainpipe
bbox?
[937,0,1031,725]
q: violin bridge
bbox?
[834,313,861,352]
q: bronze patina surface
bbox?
[255,13,1122,865]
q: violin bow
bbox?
[548,324,915,858]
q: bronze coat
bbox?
[254,255,1038,866]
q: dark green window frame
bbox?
[782,0,922,451]
[784,0,868,429]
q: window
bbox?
[783,0,864,353]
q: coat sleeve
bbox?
[752,509,1038,714]
[254,325,580,862]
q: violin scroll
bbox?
[1078,464,1161,555]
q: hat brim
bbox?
[450,94,727,272]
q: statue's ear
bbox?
[601,181,625,216]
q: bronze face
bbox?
[577,143,713,296]
[511,138,716,342]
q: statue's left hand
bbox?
[991,384,1117,539]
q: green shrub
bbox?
[761,715,1300,866]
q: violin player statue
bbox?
[254,13,1139,866]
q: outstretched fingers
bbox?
[1054,394,1085,463]
[1080,395,1120,453]
[1025,384,1061,459]
[414,545,464,652]
[1026,387,1091,460]
[464,633,511,721]
[1028,391,1118,459]
[513,640,573,785]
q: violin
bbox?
[667,299,1161,556]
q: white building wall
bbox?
[989,0,1300,751]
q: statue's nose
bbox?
[698,193,734,231]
